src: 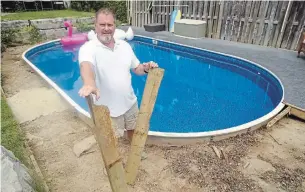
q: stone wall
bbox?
[1,17,94,42]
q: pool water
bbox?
[27,40,279,133]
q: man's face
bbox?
[95,13,115,44]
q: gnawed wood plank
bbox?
[268,133,282,145]
[220,148,228,162]
[211,146,221,159]
[284,102,305,121]
[125,68,165,185]
[87,97,129,192]
[266,106,291,128]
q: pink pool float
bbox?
[60,21,88,46]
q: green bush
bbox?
[1,28,19,46]
[70,1,127,23]
[75,19,122,33]
[21,26,43,44]
[1,25,43,50]
[75,23,94,33]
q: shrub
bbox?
[1,25,43,50]
[21,26,43,44]
[70,1,127,23]
[1,28,19,46]
[75,23,94,33]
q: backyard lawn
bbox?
[1,94,28,165]
[1,9,94,21]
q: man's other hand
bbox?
[78,85,100,100]
[143,61,159,72]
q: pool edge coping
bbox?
[22,36,286,139]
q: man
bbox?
[78,8,158,141]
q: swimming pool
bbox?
[23,35,285,140]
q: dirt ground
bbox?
[2,45,305,192]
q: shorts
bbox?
[111,102,139,138]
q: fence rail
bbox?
[127,0,305,50]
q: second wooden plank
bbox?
[125,68,165,185]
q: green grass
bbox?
[1,94,46,192]
[1,9,94,21]
[1,95,29,165]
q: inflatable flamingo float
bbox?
[61,20,134,46]
[60,21,88,46]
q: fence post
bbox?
[276,0,293,48]
[86,96,129,192]
[125,68,165,185]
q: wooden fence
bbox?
[127,0,305,50]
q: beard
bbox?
[98,34,113,44]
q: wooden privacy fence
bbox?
[127,0,305,50]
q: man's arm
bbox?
[80,62,95,87]
[127,43,158,75]
[78,61,100,99]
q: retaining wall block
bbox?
[30,18,66,30]
[1,20,29,30]
[39,27,78,40]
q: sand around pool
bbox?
[2,46,305,192]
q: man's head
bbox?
[95,8,116,44]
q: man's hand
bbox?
[132,61,159,75]
[143,61,159,72]
[78,85,100,100]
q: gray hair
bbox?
[95,7,116,21]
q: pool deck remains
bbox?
[119,26,305,110]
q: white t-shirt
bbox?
[78,37,140,117]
